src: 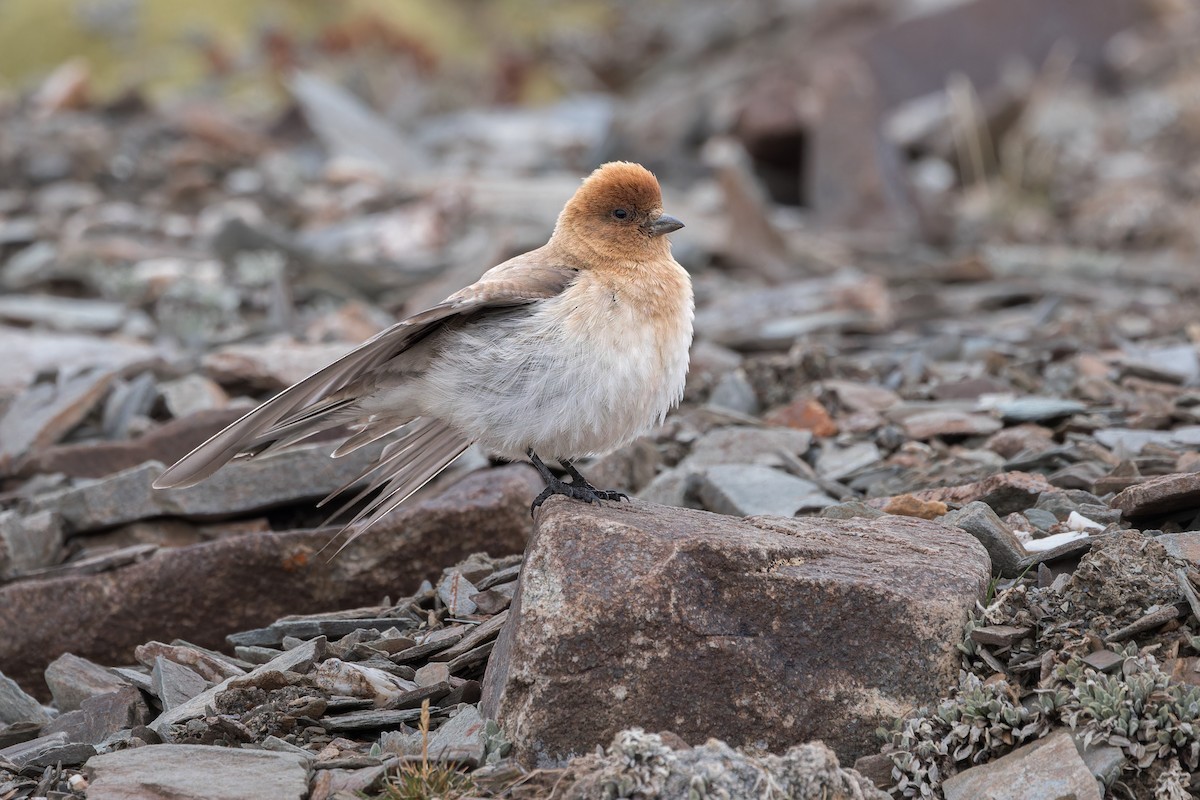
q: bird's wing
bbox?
[153,251,578,491]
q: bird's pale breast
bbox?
[416,264,693,460]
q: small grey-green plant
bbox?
[884,671,1056,798]
[885,646,1200,797]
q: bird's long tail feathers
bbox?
[153,331,406,490]
[319,417,471,557]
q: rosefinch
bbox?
[155,162,693,542]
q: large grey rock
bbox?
[637,426,817,513]
[30,439,389,533]
[683,425,814,469]
[0,670,50,725]
[43,687,148,745]
[0,509,63,578]
[815,441,882,481]
[44,652,130,712]
[1,465,538,697]
[697,464,834,516]
[940,502,1030,577]
[706,371,760,415]
[484,498,990,766]
[85,743,310,800]
[942,729,1100,800]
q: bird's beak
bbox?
[648,212,685,237]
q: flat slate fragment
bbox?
[970,625,1032,647]
[697,464,834,517]
[435,611,509,661]
[152,656,209,711]
[319,707,425,732]
[85,743,310,800]
[1111,472,1200,518]
[31,441,387,533]
[426,705,486,766]
[226,617,406,647]
[446,642,495,674]
[0,731,95,767]
[390,633,465,664]
[385,681,453,710]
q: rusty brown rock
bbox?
[906,471,1055,516]
[0,465,538,698]
[881,494,947,520]
[1158,533,1200,565]
[1111,473,1200,518]
[763,396,840,436]
[482,497,990,766]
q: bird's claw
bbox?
[529,481,629,516]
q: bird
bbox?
[153,161,694,544]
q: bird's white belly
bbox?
[419,297,689,460]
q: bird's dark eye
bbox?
[612,208,628,220]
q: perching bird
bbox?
[154,162,694,541]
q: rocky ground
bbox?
[2,0,1200,797]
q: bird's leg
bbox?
[559,458,629,503]
[527,449,628,515]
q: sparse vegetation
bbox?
[376,701,478,800]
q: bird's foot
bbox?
[527,449,629,516]
[529,477,629,516]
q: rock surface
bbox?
[1111,472,1200,518]
[941,729,1100,800]
[29,440,388,533]
[84,743,311,800]
[0,670,49,725]
[0,465,537,696]
[482,497,990,765]
[43,652,129,712]
[43,686,148,744]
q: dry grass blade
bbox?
[377,699,477,800]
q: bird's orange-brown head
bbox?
[552,161,684,264]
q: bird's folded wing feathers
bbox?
[152,255,578,491]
